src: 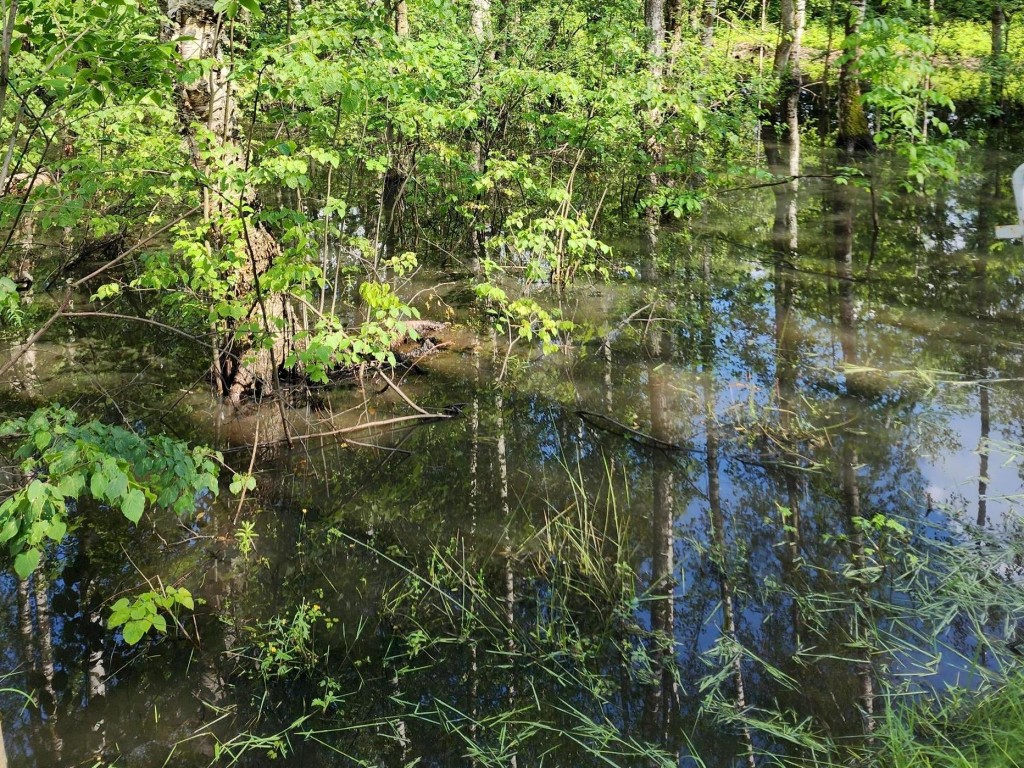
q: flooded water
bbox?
[3,147,1024,766]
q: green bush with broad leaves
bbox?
[108,586,197,645]
[0,406,220,579]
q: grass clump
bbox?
[874,676,1024,768]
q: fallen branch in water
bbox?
[576,410,689,452]
[715,173,852,195]
[255,411,454,449]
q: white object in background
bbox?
[996,163,1024,239]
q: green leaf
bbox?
[106,470,128,501]
[34,431,52,451]
[90,469,108,500]
[46,519,67,542]
[57,473,85,498]
[26,480,47,511]
[122,620,147,645]
[121,489,146,524]
[14,549,41,579]
[0,518,19,544]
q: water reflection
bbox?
[3,150,1024,765]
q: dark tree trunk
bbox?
[991,2,1006,110]
[836,0,873,152]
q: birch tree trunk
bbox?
[700,0,716,47]
[167,0,293,405]
[766,0,804,193]
[392,0,409,36]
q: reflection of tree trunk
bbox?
[831,182,858,368]
[17,576,35,671]
[82,573,108,760]
[496,389,515,637]
[493,336,518,768]
[978,382,990,527]
[974,252,991,529]
[707,407,756,768]
[973,155,996,528]
[699,254,755,766]
[841,439,876,736]
[467,347,480,758]
[0,715,7,768]
[643,309,677,738]
[771,178,803,647]
[167,0,291,405]
[832,208,876,736]
[33,567,63,760]
[391,665,410,762]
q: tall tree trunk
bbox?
[820,0,836,139]
[700,0,716,47]
[392,0,409,36]
[643,0,666,234]
[991,2,1006,111]
[836,0,873,152]
[644,356,678,737]
[665,0,686,62]
[168,0,293,405]
[470,0,492,262]
[765,0,804,188]
[922,0,935,138]
[0,0,20,199]
[646,0,667,72]
[381,0,411,248]
[772,0,804,77]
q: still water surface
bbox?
[2,149,1024,766]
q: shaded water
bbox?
[3,148,1024,766]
